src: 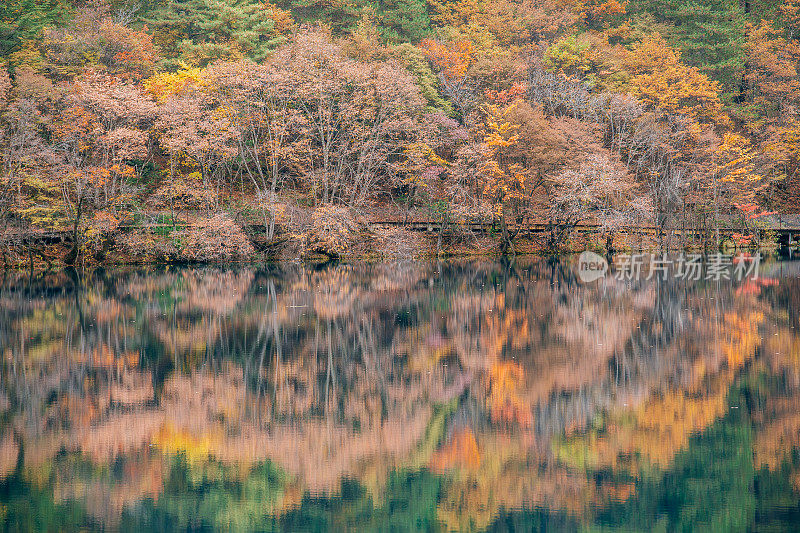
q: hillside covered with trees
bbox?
[0,0,799,264]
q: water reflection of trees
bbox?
[1,260,799,530]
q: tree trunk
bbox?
[64,197,84,265]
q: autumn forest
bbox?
[1,0,799,264]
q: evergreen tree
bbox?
[377,0,431,43]
[279,0,429,40]
[628,0,747,103]
[279,0,365,34]
[141,0,288,68]
[0,0,71,56]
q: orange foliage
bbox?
[484,82,526,104]
[575,0,627,27]
[420,38,476,81]
[429,429,482,471]
[744,20,800,123]
[735,278,778,296]
[488,360,532,426]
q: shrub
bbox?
[148,173,217,210]
[176,214,255,262]
[306,205,360,258]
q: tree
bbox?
[576,0,627,29]
[279,0,364,33]
[742,20,800,127]
[152,84,236,208]
[420,38,478,120]
[624,34,728,126]
[206,60,302,238]
[0,0,70,56]
[49,72,156,263]
[543,32,629,91]
[402,112,478,254]
[778,0,800,41]
[142,0,290,68]
[143,63,206,103]
[43,8,159,80]
[429,0,579,45]
[376,0,431,43]
[478,100,530,254]
[268,30,425,206]
[0,67,59,262]
[627,0,746,102]
[390,43,453,113]
[545,155,637,249]
[708,132,770,244]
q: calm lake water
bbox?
[2,258,800,531]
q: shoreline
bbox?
[0,229,785,272]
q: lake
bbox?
[1,257,800,531]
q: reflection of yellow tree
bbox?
[558,310,763,473]
[5,262,783,531]
[433,430,606,531]
[753,316,800,488]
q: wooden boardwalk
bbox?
[4,220,800,247]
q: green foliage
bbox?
[544,34,609,90]
[279,0,365,33]
[278,470,442,532]
[592,382,756,532]
[628,0,747,102]
[281,0,428,40]
[0,478,93,532]
[391,43,453,113]
[544,35,594,78]
[141,0,286,68]
[543,34,631,91]
[121,457,286,531]
[0,0,71,56]
[377,0,432,43]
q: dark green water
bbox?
[1,258,800,531]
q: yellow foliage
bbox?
[625,34,728,127]
[558,310,763,472]
[144,64,206,103]
[153,423,215,464]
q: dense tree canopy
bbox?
[0,0,799,263]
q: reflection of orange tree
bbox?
[4,261,766,530]
[557,310,764,474]
[431,429,602,531]
[447,288,531,371]
[751,293,800,488]
[429,428,481,471]
[428,306,764,532]
[488,361,532,426]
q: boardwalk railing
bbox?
[4,220,800,246]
